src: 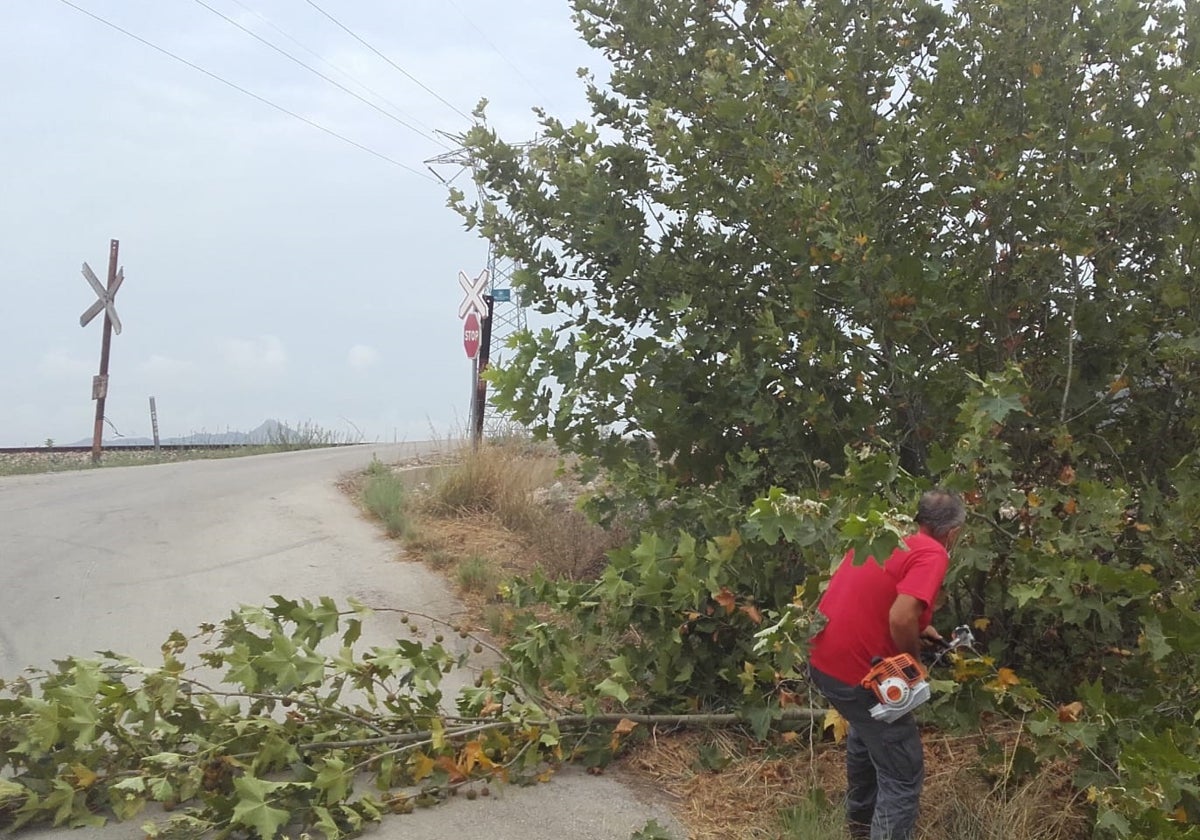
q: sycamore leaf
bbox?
[0,778,27,804]
[713,530,742,560]
[823,708,849,744]
[1057,701,1084,722]
[713,587,737,615]
[978,391,1026,423]
[973,617,991,631]
[739,604,764,625]
[435,755,466,783]
[987,668,1021,691]
[614,718,639,735]
[230,777,290,840]
[313,757,351,805]
[70,764,98,789]
[461,741,494,773]
[409,753,436,782]
[596,677,630,704]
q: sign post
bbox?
[457,269,492,447]
[79,240,124,464]
[471,294,495,447]
[149,396,161,452]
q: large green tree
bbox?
[459,0,1197,489]
[456,1,1200,835]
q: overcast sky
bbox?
[0,0,599,446]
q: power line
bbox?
[191,0,449,149]
[302,0,475,124]
[442,0,555,108]
[224,0,447,142]
[55,0,436,180]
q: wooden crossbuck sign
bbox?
[80,261,124,335]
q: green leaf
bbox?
[230,776,291,839]
[314,757,352,805]
[596,678,630,704]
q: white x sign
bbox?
[79,262,124,335]
[457,269,490,319]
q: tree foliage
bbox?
[452,0,1200,835]
[0,598,673,837]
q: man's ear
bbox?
[942,525,963,549]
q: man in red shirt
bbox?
[808,489,966,840]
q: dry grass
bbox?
[613,724,1089,840]
[424,442,560,531]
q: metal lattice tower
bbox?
[427,143,530,434]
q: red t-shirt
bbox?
[808,532,949,685]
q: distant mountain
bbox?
[71,419,295,447]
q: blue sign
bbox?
[492,288,512,303]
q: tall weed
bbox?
[363,468,410,537]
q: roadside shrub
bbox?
[363,469,409,537]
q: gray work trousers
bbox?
[809,665,925,840]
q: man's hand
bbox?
[920,625,945,648]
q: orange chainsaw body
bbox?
[861,654,930,722]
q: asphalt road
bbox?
[0,444,684,840]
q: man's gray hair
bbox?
[915,489,966,538]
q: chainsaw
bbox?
[861,625,977,723]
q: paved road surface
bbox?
[0,445,683,840]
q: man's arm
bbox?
[889,594,925,660]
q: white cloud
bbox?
[347,344,379,371]
[217,335,287,376]
[37,349,94,380]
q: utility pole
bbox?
[78,240,124,463]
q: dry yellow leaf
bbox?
[1136,563,1155,574]
[409,752,436,782]
[739,603,764,625]
[780,731,800,744]
[973,617,991,631]
[1057,701,1084,722]
[713,586,737,615]
[614,718,639,735]
[854,233,868,246]
[71,764,98,789]
[987,667,1021,691]
[1030,61,1044,78]
[824,708,849,744]
[462,740,494,773]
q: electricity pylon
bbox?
[428,142,530,436]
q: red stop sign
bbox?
[463,311,481,359]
